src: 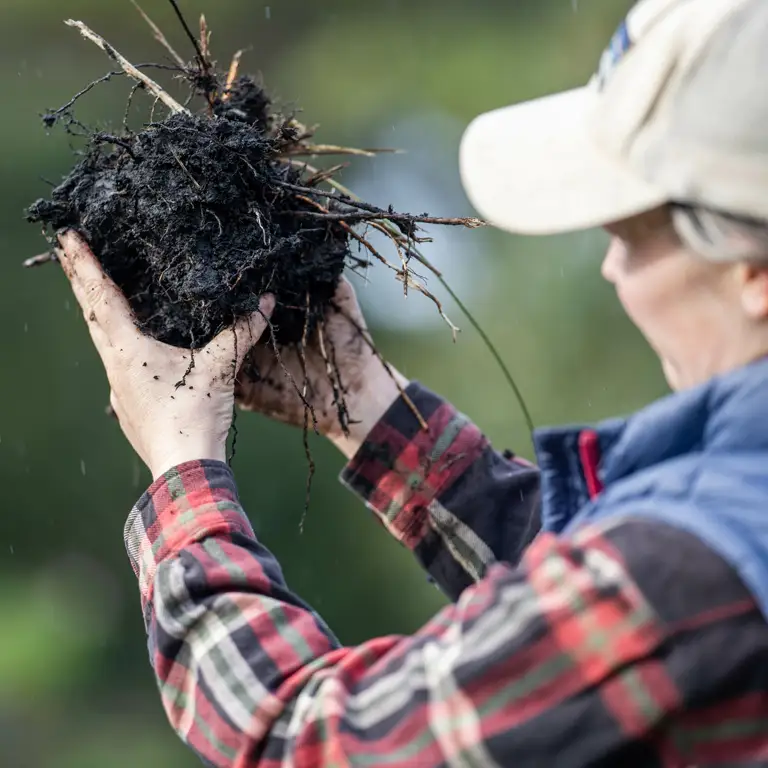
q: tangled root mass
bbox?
[28,78,350,347]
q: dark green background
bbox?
[0,1,658,765]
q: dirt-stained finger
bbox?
[206,294,276,375]
[332,278,361,313]
[57,230,136,343]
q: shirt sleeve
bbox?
[340,382,541,599]
[125,460,765,768]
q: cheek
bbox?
[615,270,672,334]
[612,261,684,356]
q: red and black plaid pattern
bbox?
[124,385,768,767]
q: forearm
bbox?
[126,461,342,765]
[126,467,757,768]
[328,364,410,460]
[340,382,541,600]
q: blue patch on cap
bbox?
[596,20,633,89]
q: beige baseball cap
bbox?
[459,0,768,235]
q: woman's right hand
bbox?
[236,279,410,459]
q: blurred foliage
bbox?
[0,0,660,765]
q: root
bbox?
[65,20,189,116]
[317,322,349,436]
[129,0,186,69]
[305,163,348,186]
[290,209,484,231]
[260,309,318,432]
[229,404,239,464]
[298,295,315,534]
[293,169,535,436]
[31,10,533,530]
[166,0,211,76]
[299,405,315,535]
[284,144,389,159]
[325,331,351,436]
[123,82,144,132]
[289,190,460,336]
[44,65,179,127]
[228,326,240,463]
[175,346,195,389]
[332,301,429,432]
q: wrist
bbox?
[149,440,227,480]
[329,366,410,460]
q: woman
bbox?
[57,0,768,765]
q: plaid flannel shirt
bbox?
[125,383,768,767]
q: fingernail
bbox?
[257,296,275,318]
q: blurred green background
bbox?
[0,0,663,765]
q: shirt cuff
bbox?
[340,382,488,549]
[124,460,254,611]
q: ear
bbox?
[738,263,768,320]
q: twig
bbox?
[276,180,396,215]
[199,15,211,64]
[223,50,244,101]
[65,20,189,116]
[166,0,210,74]
[289,210,484,229]
[284,144,399,158]
[129,0,186,68]
[305,163,348,186]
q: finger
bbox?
[332,278,360,311]
[106,390,125,423]
[57,231,137,345]
[330,278,366,329]
[205,294,276,374]
[109,390,120,417]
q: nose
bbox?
[601,238,622,284]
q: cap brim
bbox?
[459,87,668,236]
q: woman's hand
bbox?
[236,279,410,459]
[57,231,274,480]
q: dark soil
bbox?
[28,78,350,347]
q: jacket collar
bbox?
[533,357,768,533]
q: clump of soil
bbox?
[29,78,350,347]
[27,13,482,352]
[28,75,355,347]
[24,8,493,523]
[27,10,482,401]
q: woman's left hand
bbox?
[57,230,275,480]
